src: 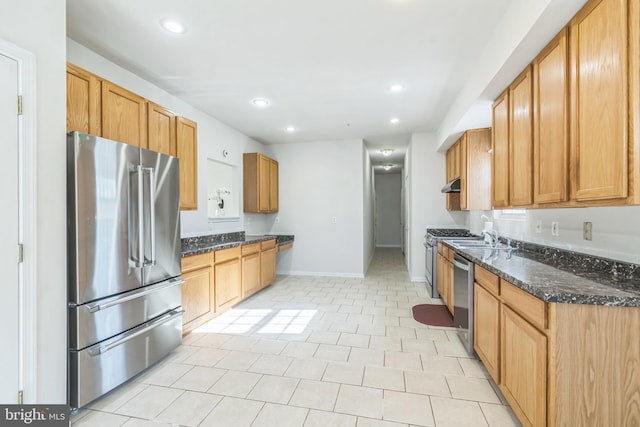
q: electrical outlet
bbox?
[583,221,592,241]
[275,216,280,223]
[331,216,337,224]
[535,220,542,233]
[551,221,560,236]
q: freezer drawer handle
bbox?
[86,278,184,313]
[88,309,184,356]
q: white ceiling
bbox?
[66,0,586,171]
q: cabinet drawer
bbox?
[215,246,241,263]
[501,279,546,330]
[278,242,293,252]
[242,243,261,256]
[261,239,276,250]
[181,253,213,272]
[475,265,500,296]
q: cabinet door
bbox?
[242,252,261,298]
[436,254,445,300]
[509,66,534,206]
[182,266,214,326]
[501,305,547,427]
[261,247,277,287]
[148,102,176,157]
[533,29,569,204]
[492,91,510,208]
[214,256,241,313]
[570,0,628,201]
[269,159,279,212]
[102,81,147,148]
[465,128,492,211]
[258,154,270,212]
[459,136,468,210]
[66,64,101,135]
[177,117,198,210]
[474,283,500,382]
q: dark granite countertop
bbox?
[181,232,294,257]
[443,241,640,307]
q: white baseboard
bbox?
[277,270,365,279]
[376,244,401,248]
[411,276,427,282]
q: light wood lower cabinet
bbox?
[214,247,242,313]
[473,264,640,427]
[437,243,454,314]
[241,243,261,299]
[501,305,547,427]
[474,283,500,382]
[261,240,277,287]
[181,253,215,333]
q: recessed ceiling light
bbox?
[251,98,271,108]
[382,164,394,171]
[160,18,187,34]
[389,83,405,92]
[285,126,296,132]
[390,117,400,125]
[380,148,394,156]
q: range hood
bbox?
[441,178,461,193]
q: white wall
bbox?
[470,206,640,264]
[375,173,402,247]
[270,139,365,277]
[363,146,375,273]
[0,0,66,403]
[408,133,467,281]
[66,39,273,238]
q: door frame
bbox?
[0,37,37,403]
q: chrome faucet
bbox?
[482,230,500,246]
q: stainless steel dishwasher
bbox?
[452,253,474,354]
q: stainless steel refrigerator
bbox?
[67,132,184,409]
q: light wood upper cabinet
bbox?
[101,81,147,148]
[269,159,279,212]
[492,91,510,208]
[244,153,279,213]
[66,63,101,135]
[533,28,569,204]
[446,141,461,183]
[147,102,176,157]
[461,129,492,211]
[570,0,629,202]
[509,66,534,206]
[176,117,198,211]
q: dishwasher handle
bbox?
[452,254,471,271]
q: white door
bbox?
[0,52,20,403]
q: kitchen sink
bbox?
[448,239,512,250]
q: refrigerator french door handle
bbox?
[85,277,185,313]
[128,166,144,269]
[144,167,157,266]
[137,165,145,268]
[88,309,184,356]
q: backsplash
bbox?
[470,205,640,264]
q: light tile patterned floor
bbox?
[71,248,521,427]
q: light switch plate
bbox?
[551,221,560,236]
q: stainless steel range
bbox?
[423,228,478,298]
